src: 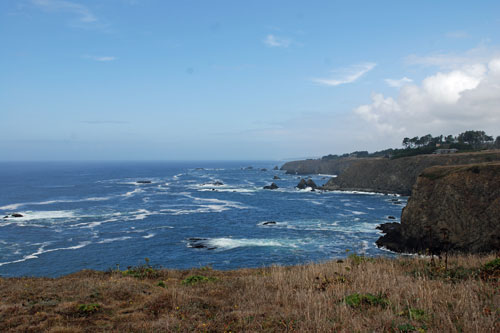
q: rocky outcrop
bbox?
[3,213,23,218]
[297,178,318,190]
[376,162,500,254]
[322,150,500,195]
[263,183,279,190]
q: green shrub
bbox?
[122,258,161,279]
[344,293,389,308]
[482,258,500,273]
[181,275,218,285]
[77,303,100,315]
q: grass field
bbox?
[0,254,498,332]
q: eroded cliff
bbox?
[376,162,500,254]
[321,150,500,195]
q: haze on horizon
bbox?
[1,0,500,161]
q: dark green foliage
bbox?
[181,275,218,285]
[409,262,478,282]
[121,258,161,279]
[397,323,417,332]
[344,293,389,308]
[482,258,500,272]
[321,130,497,161]
[77,303,100,315]
[480,258,500,280]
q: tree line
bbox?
[322,130,499,161]
[402,131,498,150]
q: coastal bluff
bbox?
[282,150,500,195]
[376,162,500,254]
[280,158,359,176]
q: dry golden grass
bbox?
[0,254,498,332]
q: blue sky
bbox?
[2,0,500,160]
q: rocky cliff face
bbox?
[280,158,359,175]
[321,151,500,195]
[376,162,500,254]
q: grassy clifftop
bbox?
[0,255,498,332]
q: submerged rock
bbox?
[213,181,224,186]
[376,163,500,254]
[187,238,216,250]
[136,180,152,184]
[263,183,279,190]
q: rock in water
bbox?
[296,179,307,189]
[296,178,317,190]
[376,163,500,254]
[306,179,317,189]
[262,221,277,225]
[273,166,279,170]
[136,180,152,184]
[263,183,279,190]
[260,168,268,172]
[273,175,281,180]
[11,213,23,218]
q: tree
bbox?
[409,137,419,148]
[444,135,455,144]
[457,130,494,148]
[402,137,410,149]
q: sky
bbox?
[1,0,500,161]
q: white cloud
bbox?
[312,63,376,87]
[83,55,116,62]
[354,57,500,137]
[385,77,413,88]
[263,34,291,48]
[32,0,97,23]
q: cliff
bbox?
[280,158,360,175]
[320,150,500,195]
[376,162,500,254]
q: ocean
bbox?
[0,161,405,277]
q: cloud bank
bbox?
[355,57,500,137]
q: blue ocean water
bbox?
[0,161,405,277]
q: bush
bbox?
[181,275,218,285]
[77,303,100,315]
[344,293,389,308]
